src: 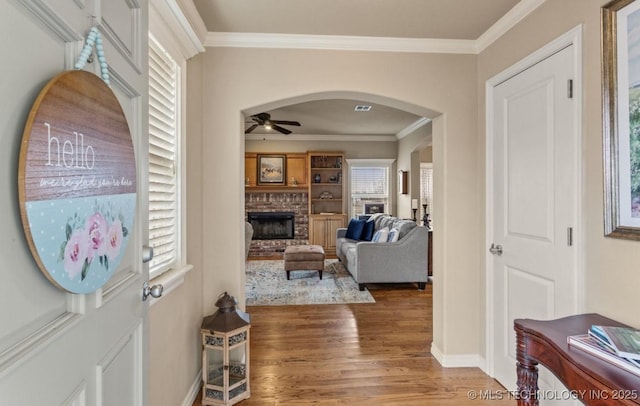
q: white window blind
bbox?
[148,35,178,275]
[349,163,391,217]
[351,167,388,197]
[420,163,433,219]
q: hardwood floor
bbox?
[193,283,514,405]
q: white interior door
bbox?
[489,44,579,396]
[0,2,149,405]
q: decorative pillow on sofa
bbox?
[369,213,389,230]
[379,216,395,231]
[387,228,399,242]
[391,219,417,239]
[360,219,375,241]
[372,227,389,243]
[345,218,365,240]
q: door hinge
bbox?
[567,227,573,246]
[567,79,573,99]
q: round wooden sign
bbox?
[18,70,136,294]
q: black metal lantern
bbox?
[200,292,251,405]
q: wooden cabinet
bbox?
[244,152,307,189]
[309,214,346,257]
[244,153,257,186]
[286,153,307,187]
[308,152,344,215]
[307,152,346,255]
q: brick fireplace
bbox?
[245,191,309,257]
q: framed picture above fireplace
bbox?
[257,154,286,185]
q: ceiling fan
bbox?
[245,112,301,135]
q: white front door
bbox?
[0,2,149,405]
[489,43,579,394]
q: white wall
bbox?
[398,126,432,219]
[191,47,479,358]
[148,55,205,406]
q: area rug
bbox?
[245,259,375,306]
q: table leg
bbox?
[516,331,539,406]
[516,359,539,406]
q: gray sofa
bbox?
[336,214,429,291]
[245,222,253,259]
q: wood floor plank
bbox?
[193,282,514,405]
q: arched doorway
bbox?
[242,92,434,253]
[196,48,480,364]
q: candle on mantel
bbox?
[411,199,418,210]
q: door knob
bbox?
[489,243,503,256]
[142,281,163,301]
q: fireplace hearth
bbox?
[248,212,295,240]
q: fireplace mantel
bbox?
[245,186,307,193]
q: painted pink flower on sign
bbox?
[63,229,89,279]
[86,212,108,261]
[60,205,128,281]
[106,219,123,260]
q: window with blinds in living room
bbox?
[420,163,433,223]
[348,159,394,218]
[148,34,179,278]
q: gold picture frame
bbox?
[257,154,286,185]
[602,0,640,239]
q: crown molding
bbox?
[206,32,477,54]
[345,158,396,166]
[150,0,206,59]
[396,118,431,139]
[475,0,547,53]
[245,133,398,142]
[175,0,208,46]
[245,122,431,142]
[203,0,545,55]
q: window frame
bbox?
[146,30,192,302]
[346,159,395,219]
[420,162,433,225]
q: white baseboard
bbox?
[430,342,481,368]
[181,369,202,406]
[477,355,488,374]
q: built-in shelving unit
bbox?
[307,152,346,256]
[308,152,344,215]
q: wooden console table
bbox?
[514,314,640,405]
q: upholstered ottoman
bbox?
[283,245,325,280]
